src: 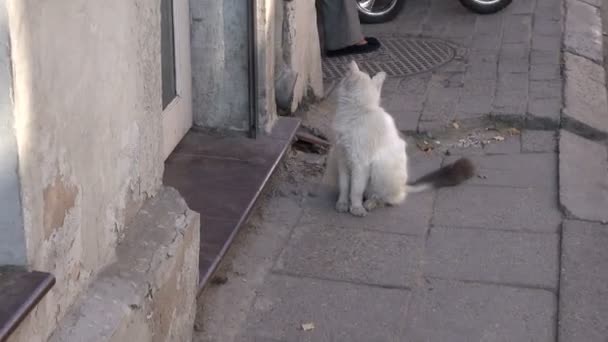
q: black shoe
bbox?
[365,36,380,47]
[326,37,381,57]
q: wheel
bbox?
[458,0,512,14]
[356,0,407,24]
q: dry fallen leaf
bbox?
[417,141,434,152]
[301,322,315,331]
[493,135,505,141]
[505,127,520,136]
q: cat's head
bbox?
[337,60,386,106]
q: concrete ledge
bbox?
[559,130,608,223]
[561,0,608,139]
[49,187,200,342]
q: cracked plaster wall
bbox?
[279,0,324,112]
[6,0,164,340]
[0,0,26,265]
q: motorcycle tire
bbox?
[357,0,407,24]
[458,0,512,14]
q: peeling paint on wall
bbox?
[43,175,78,240]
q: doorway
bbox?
[161,0,192,160]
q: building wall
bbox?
[0,0,26,265]
[6,0,164,340]
[190,0,250,131]
[190,0,323,133]
[280,0,324,112]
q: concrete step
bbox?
[163,117,300,291]
[49,187,200,342]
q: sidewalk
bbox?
[193,0,608,340]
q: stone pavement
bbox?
[193,0,608,340]
[363,0,562,133]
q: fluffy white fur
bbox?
[326,61,422,217]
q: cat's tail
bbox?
[405,158,475,193]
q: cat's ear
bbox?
[372,71,387,91]
[349,60,360,73]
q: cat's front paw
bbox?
[335,200,349,213]
[349,205,367,217]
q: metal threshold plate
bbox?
[323,36,456,79]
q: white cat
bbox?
[326,60,473,217]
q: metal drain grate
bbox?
[322,36,456,80]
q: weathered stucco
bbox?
[6,0,164,340]
[0,0,26,266]
[280,0,324,112]
[48,187,200,342]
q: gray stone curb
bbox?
[558,0,608,223]
[561,0,608,139]
[559,130,608,223]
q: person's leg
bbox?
[320,0,380,56]
[320,0,363,50]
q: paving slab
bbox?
[433,186,562,232]
[425,226,559,288]
[493,71,529,116]
[522,130,557,152]
[559,220,608,342]
[258,193,304,227]
[466,52,499,81]
[446,153,557,188]
[301,187,433,236]
[273,224,422,288]
[382,75,430,131]
[502,16,533,44]
[406,278,556,342]
[198,0,574,339]
[528,79,563,123]
[354,0,562,133]
[237,274,411,342]
[302,154,441,236]
[559,130,608,222]
[498,42,530,73]
[530,63,561,81]
[509,0,536,15]
[482,134,521,154]
[456,78,495,115]
[420,72,462,124]
[533,16,562,38]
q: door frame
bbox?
[161,0,192,160]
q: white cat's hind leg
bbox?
[369,155,407,208]
[363,193,388,212]
[384,190,407,206]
